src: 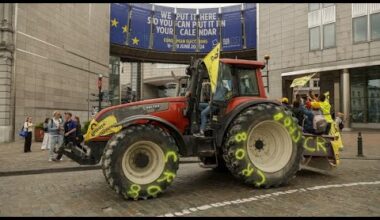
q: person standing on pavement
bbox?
[48,111,63,161]
[55,112,77,161]
[41,117,50,151]
[74,116,86,153]
[23,116,34,153]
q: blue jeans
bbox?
[200,105,210,131]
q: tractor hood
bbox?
[85,97,187,141]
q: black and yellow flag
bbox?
[203,43,221,94]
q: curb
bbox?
[0,160,200,177]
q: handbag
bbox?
[19,125,28,138]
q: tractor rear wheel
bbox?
[101,124,179,200]
[223,103,304,188]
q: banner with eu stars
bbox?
[110,3,129,45]
[128,5,152,49]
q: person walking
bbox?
[48,111,63,161]
[55,112,77,161]
[23,116,34,153]
[41,117,50,151]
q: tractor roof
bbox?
[220,58,265,69]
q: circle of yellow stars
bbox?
[111,18,139,45]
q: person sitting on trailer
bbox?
[302,101,315,134]
[281,97,291,109]
[291,100,305,127]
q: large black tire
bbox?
[101,124,179,200]
[222,103,304,188]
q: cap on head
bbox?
[311,101,321,109]
[281,97,289,104]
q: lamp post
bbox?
[98,74,103,111]
[264,55,270,93]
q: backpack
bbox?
[313,114,328,134]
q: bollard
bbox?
[357,132,363,157]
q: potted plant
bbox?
[34,122,44,142]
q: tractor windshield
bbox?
[236,67,259,96]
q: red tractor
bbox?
[59,57,340,200]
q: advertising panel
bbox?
[221,5,243,51]
[129,5,152,49]
[151,5,175,51]
[174,8,198,52]
[198,8,221,53]
[110,3,129,45]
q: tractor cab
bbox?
[184,58,267,136]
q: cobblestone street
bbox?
[0,131,379,216]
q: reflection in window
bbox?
[310,26,320,50]
[353,16,368,43]
[370,13,380,40]
[323,23,335,48]
[350,66,380,123]
[237,68,259,96]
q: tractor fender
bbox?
[216,100,282,148]
[111,114,187,156]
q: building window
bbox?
[370,12,380,40]
[350,65,380,123]
[352,4,380,43]
[309,3,320,11]
[323,3,335,8]
[310,27,320,50]
[323,23,336,48]
[308,3,336,50]
[313,79,320,88]
[353,16,368,42]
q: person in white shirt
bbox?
[41,118,50,151]
[23,116,34,153]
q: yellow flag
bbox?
[290,73,316,88]
[84,115,122,141]
[203,43,221,93]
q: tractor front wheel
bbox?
[101,124,179,200]
[223,103,304,188]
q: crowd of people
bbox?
[21,111,85,162]
[281,90,345,135]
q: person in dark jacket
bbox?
[291,100,305,126]
[74,116,86,153]
[302,101,315,134]
[23,116,34,153]
[55,112,77,161]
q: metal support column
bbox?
[342,68,352,131]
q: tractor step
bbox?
[198,149,216,157]
[199,162,218,169]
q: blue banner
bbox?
[221,5,242,51]
[244,4,257,49]
[152,5,175,51]
[110,3,257,53]
[110,3,129,45]
[175,8,198,52]
[198,8,220,53]
[128,5,152,49]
